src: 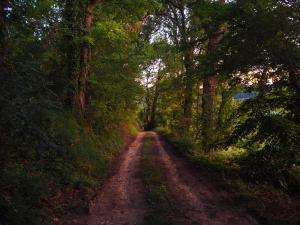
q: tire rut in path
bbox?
[87,132,146,225]
[150,131,259,225]
[87,131,259,225]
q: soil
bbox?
[87,132,147,225]
[151,132,258,225]
[86,132,259,225]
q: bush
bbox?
[227,93,300,191]
[156,127,194,157]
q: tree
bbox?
[201,0,226,151]
[0,1,157,223]
[141,59,165,130]
[219,0,300,185]
[150,0,206,134]
[74,0,101,113]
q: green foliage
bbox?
[227,93,300,190]
[214,0,300,192]
[0,0,145,224]
[156,127,195,157]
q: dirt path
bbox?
[87,132,147,225]
[87,131,259,225]
[151,131,259,225]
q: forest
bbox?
[0,0,299,225]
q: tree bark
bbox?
[73,0,100,113]
[180,4,194,134]
[182,48,194,133]
[202,73,218,151]
[147,74,162,130]
[147,89,159,130]
[202,8,225,151]
[144,75,151,130]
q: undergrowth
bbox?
[0,109,136,225]
[156,128,300,225]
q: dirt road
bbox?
[151,132,258,225]
[87,132,147,225]
[87,132,259,225]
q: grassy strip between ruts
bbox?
[140,135,175,225]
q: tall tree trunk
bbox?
[195,81,203,140]
[202,72,218,151]
[182,48,194,133]
[177,5,194,134]
[148,74,162,130]
[202,4,225,151]
[144,76,151,130]
[73,0,100,113]
[148,89,159,130]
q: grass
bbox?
[140,135,175,225]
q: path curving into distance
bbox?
[87,132,259,225]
